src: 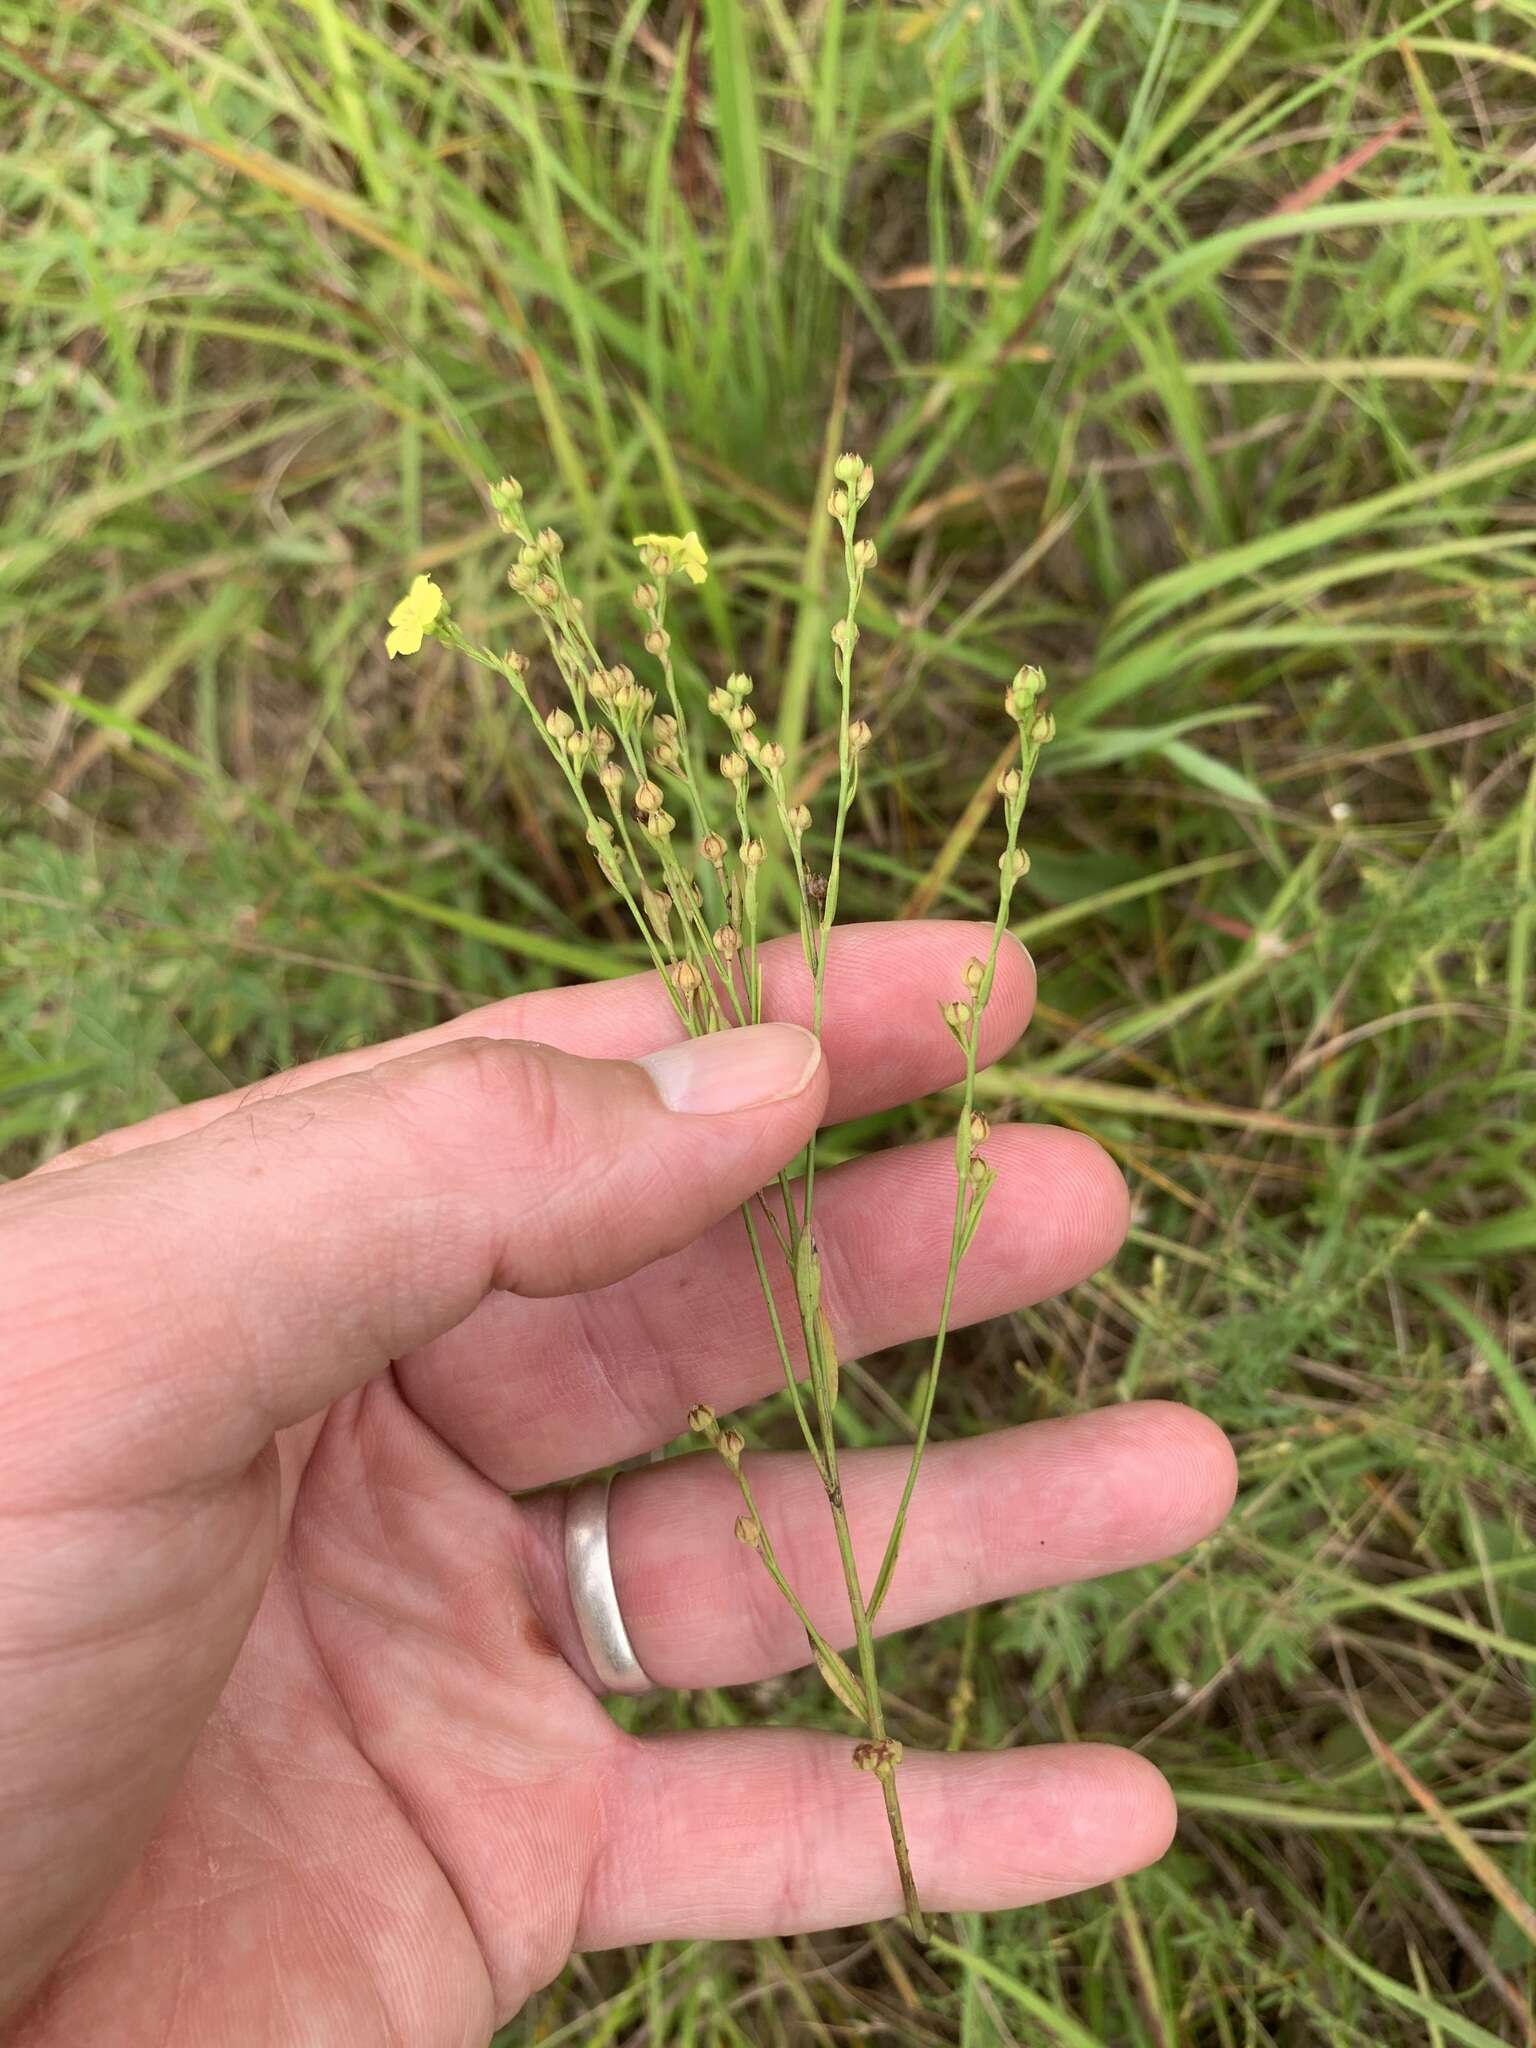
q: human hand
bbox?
[0,921,1235,2043]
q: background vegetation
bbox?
[3,0,1534,2040]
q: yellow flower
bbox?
[631,530,709,585]
[384,574,444,659]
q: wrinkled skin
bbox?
[0,924,1235,2044]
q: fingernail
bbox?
[639,1024,822,1115]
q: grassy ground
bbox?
[3,0,1535,2040]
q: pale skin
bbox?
[0,920,1237,2043]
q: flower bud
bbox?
[643,808,677,839]
[830,618,858,654]
[786,803,812,835]
[652,741,678,770]
[856,463,874,504]
[688,1403,717,1435]
[999,846,1030,879]
[997,766,1022,798]
[644,628,670,656]
[827,488,850,520]
[756,740,786,772]
[503,649,530,677]
[833,451,863,485]
[544,708,575,741]
[1029,711,1056,746]
[740,838,766,868]
[852,537,877,570]
[590,727,614,761]
[632,582,658,611]
[727,703,757,733]
[968,1154,989,1186]
[567,731,591,762]
[720,1427,745,1465]
[726,671,754,698]
[530,576,559,607]
[599,763,625,796]
[720,751,748,783]
[942,999,973,1033]
[508,561,535,592]
[537,526,563,558]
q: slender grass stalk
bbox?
[392,454,1052,1938]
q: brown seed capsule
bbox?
[727,703,757,733]
[852,537,877,571]
[599,763,625,796]
[969,1154,989,1186]
[531,576,559,607]
[644,628,670,657]
[610,664,635,689]
[589,669,614,704]
[567,732,591,763]
[688,1403,717,1434]
[720,1428,745,1464]
[720,751,748,783]
[734,1516,762,1549]
[740,838,766,868]
[969,1111,990,1145]
[700,832,727,864]
[652,713,678,743]
[827,487,850,519]
[632,582,658,611]
[652,742,678,770]
[1029,710,1056,746]
[848,718,873,753]
[634,780,664,814]
[672,959,702,995]
[1000,847,1030,879]
[942,999,973,1032]
[997,766,1022,798]
[856,463,874,504]
[544,708,576,741]
[503,649,530,677]
[963,957,986,992]
[507,561,535,592]
[714,924,740,957]
[643,808,677,839]
[537,526,563,557]
[756,740,786,772]
[830,618,858,654]
[590,728,614,761]
[852,1737,903,1774]
[786,803,812,835]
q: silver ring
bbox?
[564,1473,652,1696]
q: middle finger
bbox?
[394,1120,1129,1491]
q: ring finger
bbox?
[521,1400,1236,1692]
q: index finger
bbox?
[46,921,1033,1169]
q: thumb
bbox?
[0,1024,826,1495]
